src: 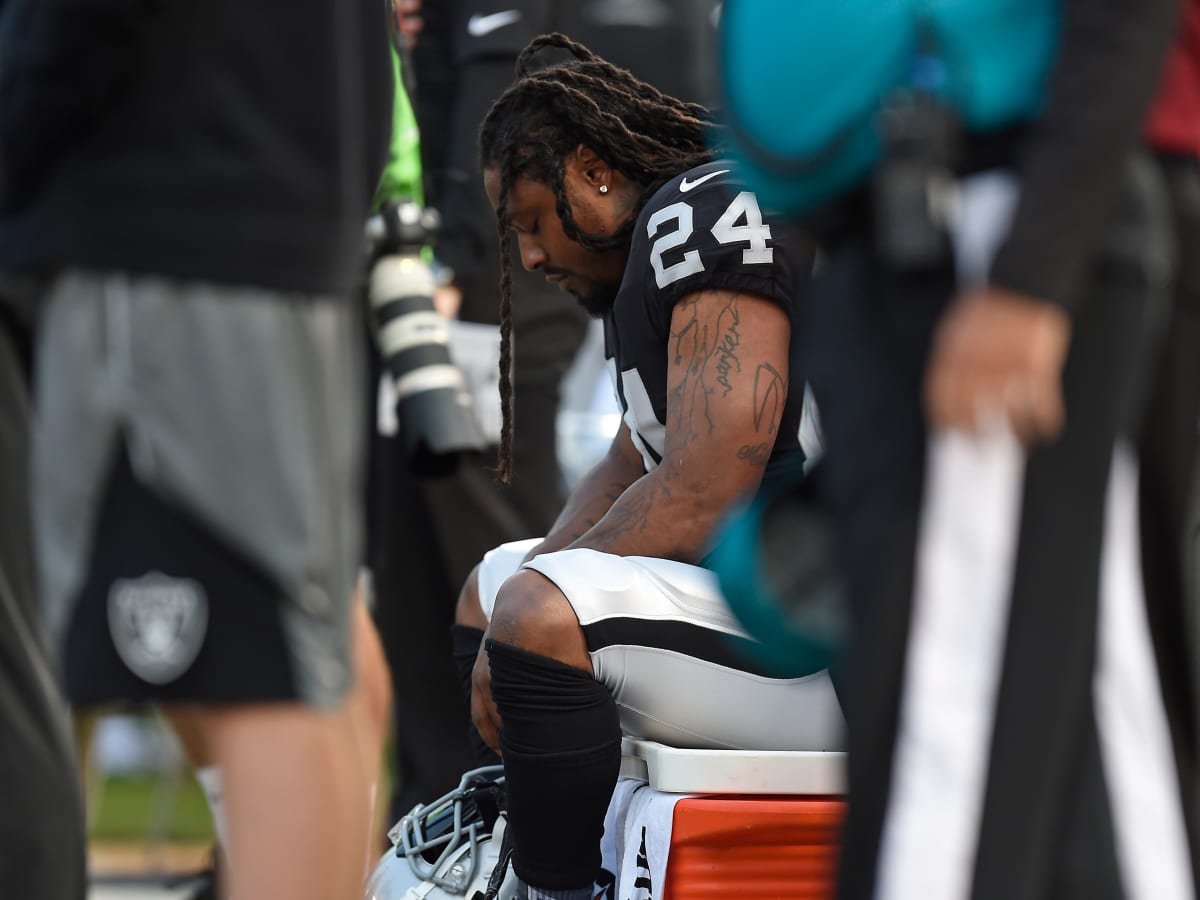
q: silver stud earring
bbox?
[599,184,608,194]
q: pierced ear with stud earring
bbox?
[599,184,608,194]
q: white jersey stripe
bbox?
[618,365,665,472]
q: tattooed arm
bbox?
[520,419,647,563]
[568,289,790,563]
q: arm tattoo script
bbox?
[714,320,741,395]
[669,292,743,440]
[737,442,771,466]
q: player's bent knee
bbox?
[485,638,620,889]
[455,564,489,630]
[489,570,591,673]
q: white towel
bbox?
[600,778,687,900]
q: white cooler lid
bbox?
[619,738,846,795]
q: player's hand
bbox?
[924,286,1071,446]
[470,642,503,755]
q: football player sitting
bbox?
[448,34,844,900]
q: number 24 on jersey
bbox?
[647,191,774,289]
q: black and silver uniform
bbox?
[604,160,817,482]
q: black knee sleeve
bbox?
[451,623,486,698]
[486,639,621,894]
[450,623,501,766]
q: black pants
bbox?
[1140,156,1200,814]
[0,300,87,900]
[806,159,1193,900]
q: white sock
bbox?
[195,765,230,857]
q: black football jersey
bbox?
[604,161,818,484]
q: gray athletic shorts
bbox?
[478,539,845,752]
[33,271,364,709]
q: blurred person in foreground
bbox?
[0,276,86,899]
[1139,0,1200,801]
[0,0,394,897]
[721,0,1194,897]
[451,34,841,900]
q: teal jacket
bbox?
[720,0,1179,312]
[721,0,1059,217]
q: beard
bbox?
[571,278,620,319]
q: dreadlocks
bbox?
[479,33,723,482]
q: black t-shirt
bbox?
[604,161,817,485]
[0,0,391,296]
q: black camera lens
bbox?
[873,88,961,271]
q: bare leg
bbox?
[199,700,369,900]
[162,591,386,898]
[349,589,392,777]
[161,707,230,855]
[346,589,393,862]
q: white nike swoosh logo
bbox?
[679,169,729,192]
[467,9,522,37]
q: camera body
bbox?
[873,77,961,271]
[366,201,486,476]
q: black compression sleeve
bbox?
[487,639,621,893]
[450,623,502,766]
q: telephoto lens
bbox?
[366,201,487,476]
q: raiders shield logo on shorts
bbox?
[108,572,209,684]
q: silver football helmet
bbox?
[365,766,517,900]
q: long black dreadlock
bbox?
[479,33,723,482]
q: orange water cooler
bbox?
[620,740,846,900]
